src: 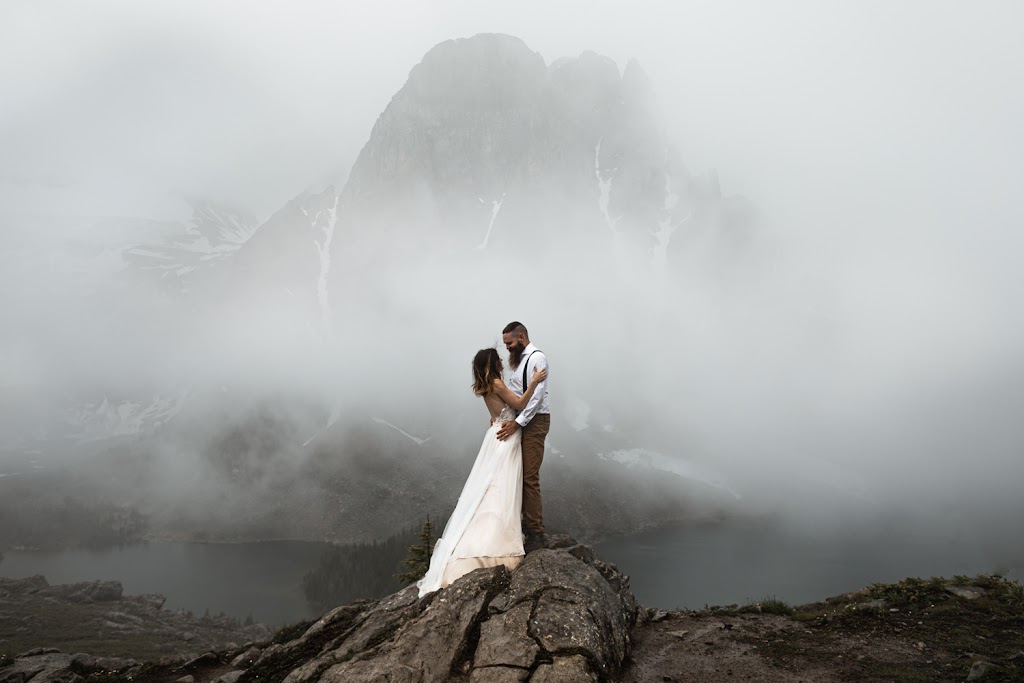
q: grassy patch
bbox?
[698,596,793,617]
[738,596,792,616]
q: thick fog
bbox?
[2,1,1023,559]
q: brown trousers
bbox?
[521,413,550,535]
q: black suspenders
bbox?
[521,350,542,393]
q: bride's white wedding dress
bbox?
[417,405,524,597]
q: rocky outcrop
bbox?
[244,535,635,683]
[0,649,139,683]
[0,576,271,662]
[0,536,636,682]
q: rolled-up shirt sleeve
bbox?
[516,352,547,427]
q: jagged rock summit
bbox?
[236,31,755,333]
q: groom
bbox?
[496,321,550,553]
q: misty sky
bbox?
[2,1,1023,531]
[4,0,1022,408]
[3,1,1022,233]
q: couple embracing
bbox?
[416,321,551,597]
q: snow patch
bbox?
[598,448,742,500]
[651,171,688,268]
[595,140,619,232]
[313,195,340,336]
[475,193,506,250]
[372,417,432,446]
[302,404,344,448]
[67,392,188,443]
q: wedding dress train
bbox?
[417,406,524,597]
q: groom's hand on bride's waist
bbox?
[496,421,520,441]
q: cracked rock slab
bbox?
[529,655,599,683]
[470,665,530,682]
[264,538,636,683]
[474,602,539,669]
[318,567,508,683]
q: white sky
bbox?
[2,0,1022,236]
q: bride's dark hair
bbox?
[472,348,503,396]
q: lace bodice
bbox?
[494,405,517,423]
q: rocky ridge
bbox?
[0,535,636,683]
[3,541,1024,682]
[0,575,271,665]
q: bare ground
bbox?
[3,575,1022,682]
[623,575,1024,683]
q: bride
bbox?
[416,347,548,597]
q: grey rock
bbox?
[92,655,138,671]
[296,602,366,642]
[16,648,61,658]
[947,585,986,600]
[529,655,598,683]
[230,646,262,669]
[469,666,530,683]
[319,660,422,683]
[264,538,636,683]
[38,580,122,603]
[175,676,196,683]
[474,602,538,669]
[78,580,123,602]
[252,643,286,671]
[277,588,417,682]
[647,608,669,623]
[0,575,48,597]
[5,653,74,681]
[967,660,996,680]
[128,593,167,611]
[176,652,219,671]
[213,673,244,683]
[856,599,890,610]
[0,671,24,683]
[26,671,83,683]
[69,653,136,673]
[69,654,97,671]
[319,567,508,683]
[515,550,634,673]
[544,534,580,551]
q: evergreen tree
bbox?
[395,516,435,585]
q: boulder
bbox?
[531,655,599,683]
[318,567,508,682]
[231,646,262,669]
[263,536,637,683]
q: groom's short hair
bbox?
[503,321,528,339]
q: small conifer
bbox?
[395,516,435,585]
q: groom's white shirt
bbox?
[508,342,550,428]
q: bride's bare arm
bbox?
[491,367,547,412]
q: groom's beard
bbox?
[508,346,524,371]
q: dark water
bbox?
[0,540,330,627]
[2,522,1017,626]
[594,520,1019,609]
